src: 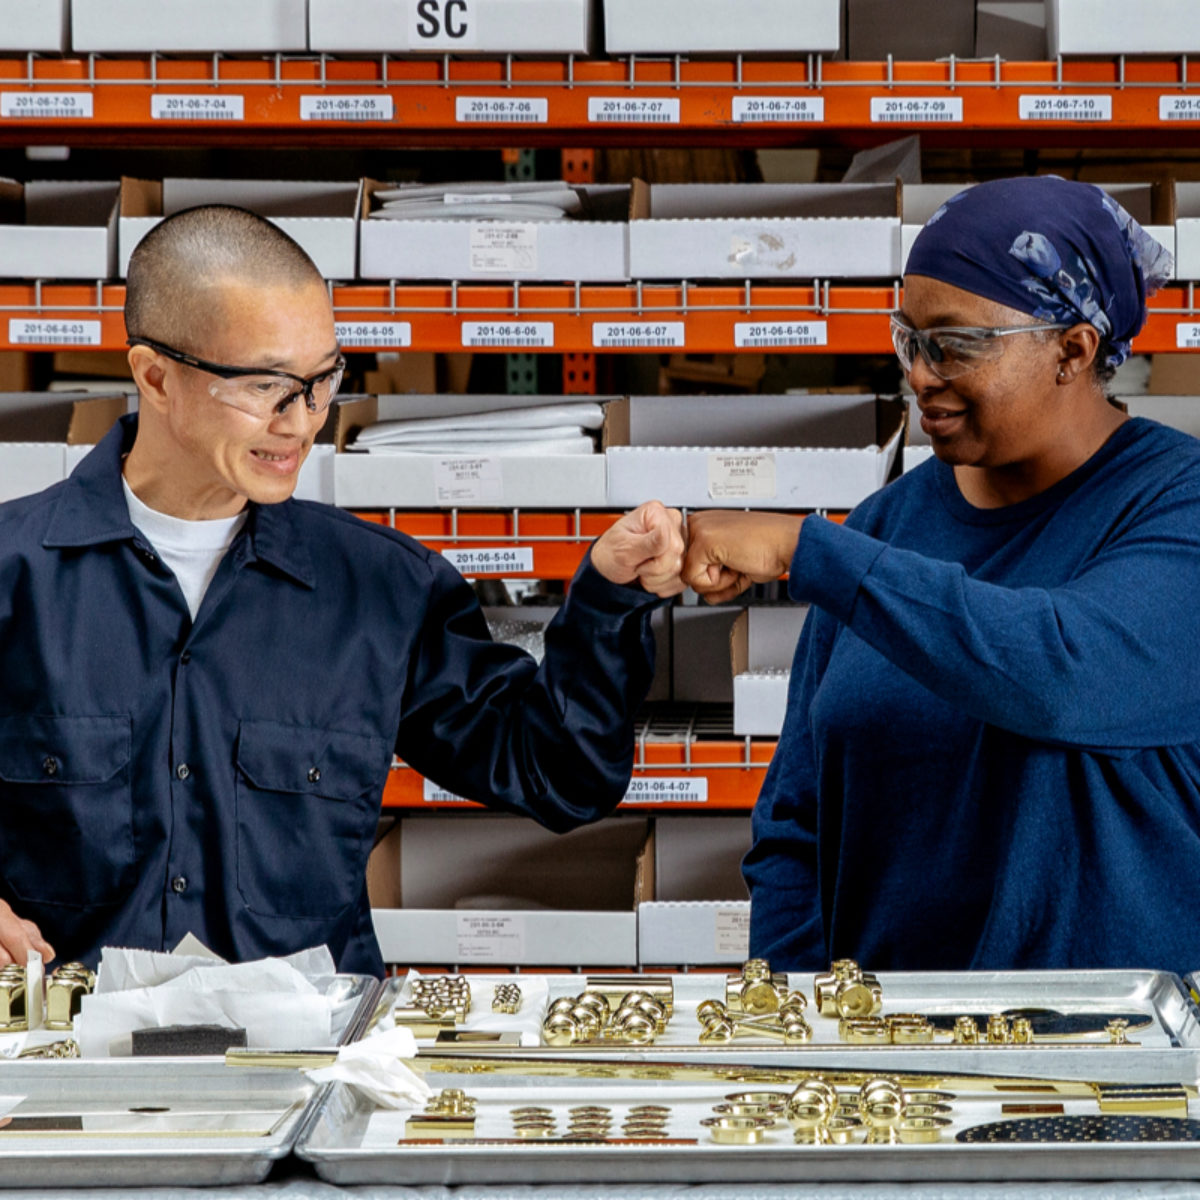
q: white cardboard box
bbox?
[0,0,68,52]
[1170,183,1200,281]
[731,605,808,736]
[901,181,1175,275]
[1045,0,1200,54]
[71,0,307,51]
[0,180,119,280]
[638,900,751,966]
[0,392,128,504]
[606,393,907,510]
[118,178,362,280]
[1121,394,1200,438]
[359,181,629,282]
[629,182,900,281]
[310,0,595,53]
[604,0,839,54]
[333,394,610,509]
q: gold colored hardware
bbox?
[897,1115,951,1144]
[393,1007,456,1038]
[953,1016,980,1044]
[701,1115,773,1145]
[584,976,674,1019]
[814,960,882,1020]
[491,983,522,1015]
[407,1089,477,1138]
[17,1038,80,1059]
[224,1048,338,1068]
[987,1014,1012,1044]
[725,959,789,1016]
[0,965,28,1033]
[826,1115,864,1144]
[44,963,95,1032]
[1107,1019,1131,1045]
[699,999,811,1045]
[434,1031,521,1045]
[905,1090,956,1105]
[1096,1084,1190,1118]
[839,1017,891,1044]
[902,1103,953,1119]
[410,976,471,1022]
[1011,1017,1035,1045]
[859,1078,904,1144]
[888,1015,935,1045]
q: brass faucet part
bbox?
[725,959,790,1016]
[814,960,882,1020]
[0,965,27,1033]
[699,999,812,1045]
[987,1014,1012,1044]
[701,1115,774,1145]
[491,983,522,1015]
[44,963,94,1032]
[410,976,471,1022]
[953,1015,980,1044]
[406,1089,477,1139]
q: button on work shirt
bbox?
[0,416,659,975]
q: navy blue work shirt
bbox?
[0,415,659,976]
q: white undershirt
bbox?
[122,477,248,619]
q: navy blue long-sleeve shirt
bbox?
[0,415,659,975]
[747,417,1200,975]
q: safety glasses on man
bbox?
[127,336,346,417]
[889,313,1069,382]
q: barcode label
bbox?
[443,547,535,575]
[588,97,680,125]
[593,321,685,349]
[624,776,708,804]
[1176,323,1200,349]
[1019,95,1112,122]
[335,321,412,348]
[714,908,751,956]
[151,94,244,121]
[462,321,554,348]
[456,96,548,124]
[9,318,102,346]
[734,320,827,348]
[1161,95,1200,121]
[299,94,393,122]
[1,92,93,119]
[423,779,474,803]
[732,96,824,123]
[456,913,525,962]
[870,96,963,123]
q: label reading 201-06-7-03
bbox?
[1,92,93,119]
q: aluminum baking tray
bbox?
[0,1059,317,1188]
[324,973,384,1046]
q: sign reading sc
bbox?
[410,0,478,48]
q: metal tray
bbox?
[0,1059,317,1188]
[325,973,384,1046]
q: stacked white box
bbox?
[0,0,68,52]
[72,0,307,51]
[604,0,839,54]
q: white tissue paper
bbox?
[76,941,338,1058]
[306,1026,432,1110]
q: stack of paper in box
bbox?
[351,401,605,458]
[369,181,583,223]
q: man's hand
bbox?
[0,898,54,968]
[682,511,804,604]
[591,500,687,598]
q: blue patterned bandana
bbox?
[906,176,1172,368]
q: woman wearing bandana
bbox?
[682,175,1200,974]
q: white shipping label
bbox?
[409,0,478,49]
[708,453,777,501]
[623,777,708,804]
[469,224,538,273]
[734,320,827,348]
[151,94,244,121]
[461,321,554,348]
[335,321,412,348]
[1176,323,1200,349]
[588,97,680,125]
[456,913,526,962]
[870,96,963,123]
[9,319,102,347]
[443,546,535,575]
[714,908,752,957]
[592,321,685,349]
[300,94,393,122]
[456,97,549,124]
[732,96,824,124]
[1161,95,1200,121]
[1018,94,1112,122]
[1,92,93,119]
[434,457,503,505]
[422,778,474,803]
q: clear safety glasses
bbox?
[128,336,345,418]
[889,313,1069,381]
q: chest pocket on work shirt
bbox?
[234,720,389,921]
[0,714,134,908]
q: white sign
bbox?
[300,94,393,122]
[469,223,538,273]
[335,321,412,348]
[456,97,549,124]
[409,0,478,49]
[461,321,554,348]
[1018,94,1112,122]
[734,320,827,348]
[151,94,244,121]
[714,908,752,957]
[732,96,824,124]
[422,779,474,803]
[588,97,681,125]
[1176,323,1200,349]
[1161,95,1200,121]
[708,452,777,501]
[870,96,963,124]
[623,776,708,804]
[443,547,535,575]
[456,913,525,962]
[1,92,93,119]
[9,319,102,347]
[434,457,503,505]
[592,321,685,349]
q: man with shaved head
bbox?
[0,206,685,975]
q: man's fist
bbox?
[591,500,687,598]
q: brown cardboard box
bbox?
[846,0,975,59]
[0,352,34,392]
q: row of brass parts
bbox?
[0,962,95,1034]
